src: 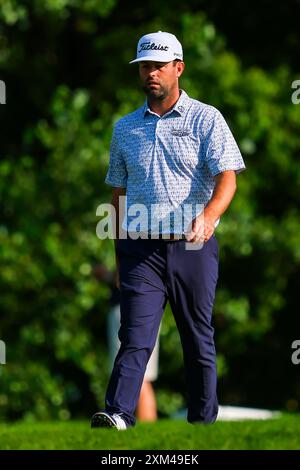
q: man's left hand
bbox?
[185,208,217,244]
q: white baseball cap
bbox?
[129,31,183,64]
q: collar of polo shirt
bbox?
[143,89,189,117]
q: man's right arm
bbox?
[112,187,126,289]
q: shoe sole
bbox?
[91,412,116,429]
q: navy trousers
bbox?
[105,235,219,426]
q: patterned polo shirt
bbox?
[105,89,246,234]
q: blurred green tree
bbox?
[0,1,300,420]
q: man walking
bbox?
[91,31,246,430]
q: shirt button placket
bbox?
[154,117,160,151]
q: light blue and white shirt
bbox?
[105,90,246,234]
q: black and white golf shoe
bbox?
[91,411,127,431]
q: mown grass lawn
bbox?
[0,414,299,450]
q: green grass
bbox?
[0,414,299,450]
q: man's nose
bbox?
[147,69,158,79]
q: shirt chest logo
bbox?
[170,127,191,137]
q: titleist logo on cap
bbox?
[138,41,169,53]
[129,31,183,64]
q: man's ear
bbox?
[176,61,185,78]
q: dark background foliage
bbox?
[0,0,300,420]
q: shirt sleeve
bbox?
[204,108,246,176]
[105,123,128,188]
